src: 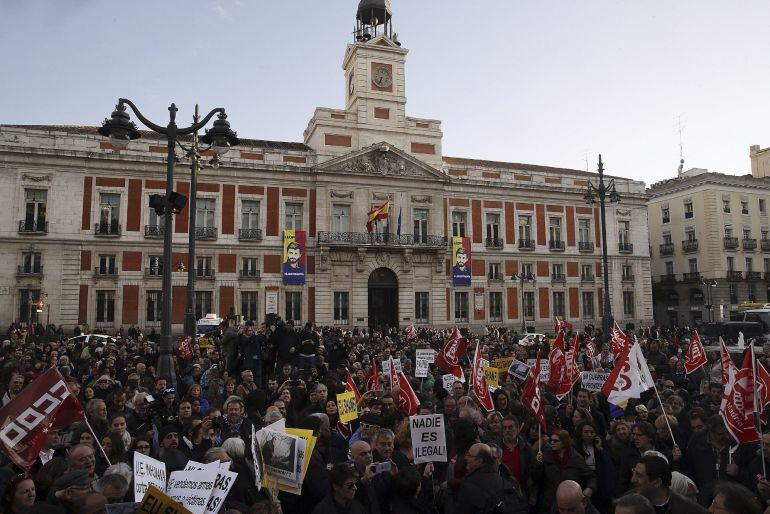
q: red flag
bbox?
[389,357,419,416]
[721,363,760,445]
[601,344,642,407]
[404,325,418,342]
[553,317,573,333]
[756,361,770,424]
[547,330,566,393]
[559,334,581,397]
[684,331,708,374]
[345,370,361,403]
[364,358,380,393]
[521,353,547,430]
[585,336,598,362]
[720,338,735,388]
[0,368,86,471]
[610,321,631,355]
[736,346,756,413]
[471,341,494,412]
[435,329,467,380]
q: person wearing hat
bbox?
[349,412,382,447]
[48,469,93,513]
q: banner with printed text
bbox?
[452,236,471,286]
[283,230,306,285]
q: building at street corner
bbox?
[648,159,770,327]
[0,1,652,333]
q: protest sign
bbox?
[337,391,358,423]
[204,468,237,514]
[106,503,139,514]
[133,452,166,502]
[166,468,218,514]
[493,356,515,369]
[409,414,448,463]
[527,359,550,381]
[580,371,610,393]
[507,359,531,382]
[415,349,435,378]
[442,374,458,392]
[258,429,299,483]
[381,358,403,383]
[483,367,500,389]
[137,485,192,514]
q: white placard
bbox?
[167,468,218,514]
[474,292,484,311]
[251,424,263,491]
[410,414,448,463]
[266,291,278,314]
[133,452,166,502]
[526,359,550,381]
[415,349,435,378]
[257,428,299,482]
[381,358,403,383]
[580,371,610,393]
[204,468,238,514]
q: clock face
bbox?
[349,73,355,95]
[372,66,393,89]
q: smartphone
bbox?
[375,461,392,474]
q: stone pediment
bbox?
[319,142,447,181]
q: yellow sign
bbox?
[483,367,500,388]
[136,485,193,514]
[337,391,359,423]
[493,356,514,369]
[262,428,317,495]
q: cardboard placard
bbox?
[507,359,531,382]
[483,367,500,388]
[415,349,436,378]
[166,468,218,514]
[409,414,448,463]
[580,371,610,393]
[527,358,550,381]
[133,452,167,502]
[137,485,193,514]
[336,390,358,423]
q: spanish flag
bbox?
[366,200,390,232]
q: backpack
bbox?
[484,475,529,514]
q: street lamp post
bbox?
[701,279,718,323]
[99,99,238,386]
[583,155,621,344]
[511,272,536,333]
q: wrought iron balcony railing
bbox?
[144,267,163,277]
[240,269,261,279]
[683,272,701,282]
[518,239,535,250]
[94,266,119,277]
[18,220,48,234]
[659,243,674,255]
[581,274,595,282]
[145,225,165,238]
[682,240,699,253]
[485,237,504,249]
[94,223,121,236]
[317,232,447,249]
[724,237,739,249]
[549,240,565,251]
[551,273,566,282]
[618,242,634,253]
[727,271,743,281]
[762,240,770,251]
[578,241,594,252]
[743,238,758,250]
[747,271,762,281]
[195,227,218,240]
[17,265,43,277]
[238,228,263,241]
[622,274,635,282]
[660,273,677,284]
[195,268,215,279]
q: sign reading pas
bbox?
[452,236,471,286]
[283,230,306,285]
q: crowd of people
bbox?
[0,317,769,514]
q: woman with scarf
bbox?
[534,428,597,513]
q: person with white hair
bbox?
[670,471,699,503]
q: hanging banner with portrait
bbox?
[452,236,471,286]
[283,230,306,285]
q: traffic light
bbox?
[149,192,188,216]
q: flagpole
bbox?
[652,382,676,446]
[751,343,767,479]
[83,417,111,467]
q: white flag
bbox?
[632,339,655,392]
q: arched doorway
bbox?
[368,267,398,330]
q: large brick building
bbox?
[0,1,652,332]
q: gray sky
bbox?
[2,0,768,185]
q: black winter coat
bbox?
[312,495,368,514]
[453,464,529,514]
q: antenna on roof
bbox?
[584,150,589,172]
[676,114,685,176]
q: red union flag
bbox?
[547,330,566,393]
[0,368,85,471]
[721,363,760,445]
[585,336,598,362]
[435,329,467,380]
[685,331,708,374]
[521,353,546,430]
[471,341,494,412]
[720,337,736,388]
[389,357,419,416]
[601,344,641,407]
[610,321,632,355]
[345,370,361,403]
[364,358,380,393]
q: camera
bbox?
[211,415,225,429]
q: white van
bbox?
[196,314,223,338]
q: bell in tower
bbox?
[354,0,399,45]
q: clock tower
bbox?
[304,0,443,167]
